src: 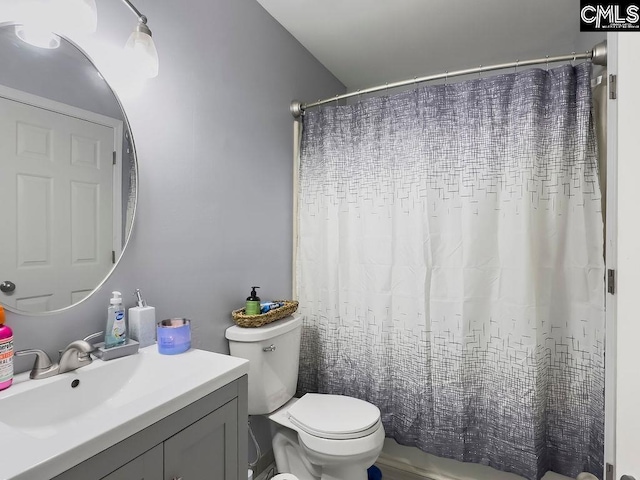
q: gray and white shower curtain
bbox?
[296,63,604,480]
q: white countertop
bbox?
[0,346,249,480]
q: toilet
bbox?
[226,314,385,480]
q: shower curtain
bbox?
[296,63,604,480]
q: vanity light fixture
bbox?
[121,0,159,78]
[15,0,159,78]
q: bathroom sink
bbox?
[0,346,249,480]
[0,353,139,437]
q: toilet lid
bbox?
[287,394,381,440]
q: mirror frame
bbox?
[0,22,139,315]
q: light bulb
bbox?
[124,27,159,78]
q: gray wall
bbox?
[8,1,344,367]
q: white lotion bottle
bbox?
[129,289,156,348]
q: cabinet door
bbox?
[164,399,238,480]
[100,444,163,480]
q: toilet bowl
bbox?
[269,395,385,480]
[226,315,385,480]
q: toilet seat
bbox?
[287,394,381,440]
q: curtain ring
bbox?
[445,71,448,86]
[335,94,340,107]
[571,51,576,66]
[546,55,550,71]
[515,60,519,73]
[357,89,361,102]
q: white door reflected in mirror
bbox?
[0,93,119,312]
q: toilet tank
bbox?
[225,314,303,415]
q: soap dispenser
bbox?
[129,289,156,348]
[245,286,261,315]
[105,291,126,349]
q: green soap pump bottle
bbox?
[245,286,261,316]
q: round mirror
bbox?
[0,24,137,314]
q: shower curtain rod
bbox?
[290,41,608,118]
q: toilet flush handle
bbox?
[263,344,276,352]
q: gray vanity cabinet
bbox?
[100,445,163,480]
[53,376,248,480]
[164,400,238,479]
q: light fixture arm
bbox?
[120,0,148,25]
[119,0,152,37]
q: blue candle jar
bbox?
[157,318,191,355]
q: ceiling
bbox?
[256,0,591,91]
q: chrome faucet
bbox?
[15,332,102,380]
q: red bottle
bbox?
[0,306,14,391]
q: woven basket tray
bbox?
[231,300,299,328]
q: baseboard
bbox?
[376,443,574,480]
[376,455,434,480]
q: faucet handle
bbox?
[73,333,102,361]
[63,340,95,354]
[59,338,98,364]
[14,349,54,379]
[58,340,95,373]
[83,332,103,344]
